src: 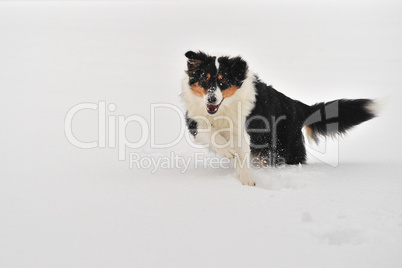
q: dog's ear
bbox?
[185,51,198,60]
[230,57,248,81]
[185,50,208,60]
[185,51,206,73]
[217,56,226,64]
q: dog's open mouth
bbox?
[206,98,224,115]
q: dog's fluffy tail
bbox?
[303,99,381,143]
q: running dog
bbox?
[182,51,378,185]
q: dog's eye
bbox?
[218,75,229,85]
[200,73,210,83]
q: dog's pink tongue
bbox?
[207,104,219,114]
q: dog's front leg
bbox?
[234,144,255,186]
[232,131,255,186]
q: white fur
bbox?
[182,68,257,186]
[215,56,220,71]
[365,98,387,116]
[203,85,223,105]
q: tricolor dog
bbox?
[182,51,378,186]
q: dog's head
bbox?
[184,50,248,115]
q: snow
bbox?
[1,1,402,267]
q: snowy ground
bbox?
[1,1,402,267]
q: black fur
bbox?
[306,99,376,142]
[246,77,376,165]
[246,79,311,165]
[185,51,217,89]
[185,112,198,137]
[185,51,248,94]
[217,56,248,89]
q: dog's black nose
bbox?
[207,94,217,104]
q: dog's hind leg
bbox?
[286,131,307,165]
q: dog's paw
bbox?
[239,173,256,186]
[215,147,236,159]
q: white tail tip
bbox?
[365,98,387,116]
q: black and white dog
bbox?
[182,51,378,185]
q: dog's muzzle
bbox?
[206,98,224,115]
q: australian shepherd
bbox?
[181,50,378,186]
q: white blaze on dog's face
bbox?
[185,51,248,115]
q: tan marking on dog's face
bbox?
[207,73,211,79]
[190,82,207,98]
[218,74,222,80]
[221,86,238,98]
